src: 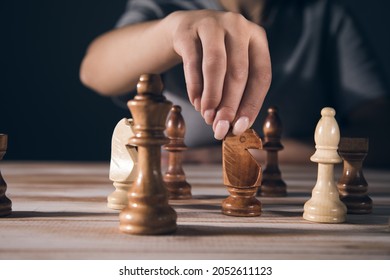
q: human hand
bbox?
[164,10,271,140]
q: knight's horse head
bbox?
[223,128,262,187]
[225,129,262,151]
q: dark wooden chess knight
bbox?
[222,129,262,217]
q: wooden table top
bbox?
[0,162,389,260]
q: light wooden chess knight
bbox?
[303,107,347,223]
[108,118,138,210]
[0,134,12,217]
[119,74,177,235]
[222,129,262,217]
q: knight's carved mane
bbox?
[222,129,262,187]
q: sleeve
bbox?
[116,0,165,27]
[115,0,219,28]
[328,2,388,115]
[112,0,222,108]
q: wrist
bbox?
[159,13,182,65]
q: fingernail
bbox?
[232,116,249,135]
[214,120,230,140]
[203,109,215,125]
[193,98,200,111]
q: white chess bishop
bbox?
[303,107,347,223]
[108,118,138,210]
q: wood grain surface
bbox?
[0,162,389,259]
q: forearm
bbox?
[80,9,272,141]
[80,19,181,96]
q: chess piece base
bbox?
[259,178,287,197]
[107,182,132,210]
[165,180,192,200]
[119,194,177,235]
[222,186,261,217]
[0,197,12,217]
[340,195,373,214]
[0,201,12,217]
[303,200,346,223]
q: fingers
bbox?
[234,28,271,130]
[197,20,226,125]
[212,29,249,139]
[174,16,227,120]
[171,11,271,140]
[173,32,203,111]
[213,26,271,140]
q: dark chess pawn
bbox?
[119,74,177,235]
[0,134,12,217]
[258,106,287,197]
[337,138,372,214]
[164,105,192,199]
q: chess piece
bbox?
[222,129,262,217]
[303,107,347,223]
[108,118,138,210]
[259,106,287,197]
[0,134,12,217]
[337,138,372,214]
[163,105,192,199]
[119,74,177,235]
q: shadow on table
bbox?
[3,211,117,219]
[175,224,328,237]
[175,221,389,236]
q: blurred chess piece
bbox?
[119,74,177,235]
[337,137,372,214]
[259,106,287,197]
[0,134,12,217]
[108,118,138,210]
[164,105,192,199]
[303,107,347,223]
[222,129,262,217]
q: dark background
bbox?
[0,0,389,161]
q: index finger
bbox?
[233,27,271,135]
